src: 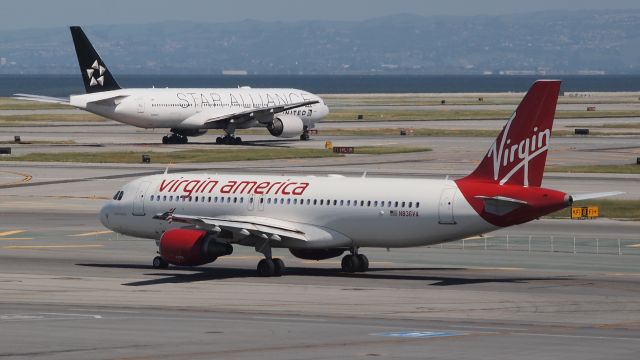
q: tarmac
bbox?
[1,102,640,359]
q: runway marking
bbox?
[68,230,113,237]
[251,316,328,323]
[449,324,528,331]
[626,243,640,248]
[0,170,32,187]
[2,244,104,250]
[40,313,102,319]
[371,330,462,339]
[0,230,27,237]
[0,237,33,241]
[302,261,393,265]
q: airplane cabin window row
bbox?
[147,194,419,209]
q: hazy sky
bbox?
[2,0,640,30]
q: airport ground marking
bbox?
[0,237,33,241]
[68,230,113,237]
[2,244,104,250]
[0,230,27,237]
[371,330,461,338]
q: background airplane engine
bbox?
[267,114,304,138]
[289,248,345,261]
[159,228,233,266]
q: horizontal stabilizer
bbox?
[475,195,528,216]
[571,191,624,202]
[13,94,69,105]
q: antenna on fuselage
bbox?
[361,171,367,178]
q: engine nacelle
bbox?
[289,248,345,261]
[267,115,304,138]
[159,228,233,266]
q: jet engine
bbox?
[267,115,304,138]
[289,248,345,261]
[159,228,233,266]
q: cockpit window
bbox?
[117,191,124,201]
[113,191,119,200]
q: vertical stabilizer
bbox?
[461,80,561,187]
[70,26,121,94]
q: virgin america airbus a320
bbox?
[99,80,620,276]
[15,26,329,144]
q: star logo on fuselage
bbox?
[86,60,106,86]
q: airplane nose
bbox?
[99,203,111,229]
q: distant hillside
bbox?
[1,10,640,75]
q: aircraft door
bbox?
[132,181,151,216]
[136,97,145,114]
[438,188,456,224]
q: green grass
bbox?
[547,200,640,220]
[0,114,106,123]
[327,109,640,122]
[546,164,640,174]
[0,146,430,163]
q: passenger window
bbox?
[280,198,284,205]
[374,201,378,207]
[367,201,371,207]
[234,197,237,203]
[395,201,398,207]
[163,195,167,201]
[409,202,412,208]
[333,200,337,206]
[320,199,323,205]
[240,197,244,204]
[340,200,344,206]
[360,201,364,206]
[268,198,272,204]
[287,198,291,205]
[169,195,173,201]
[314,199,318,205]
[402,201,405,207]
[194,196,198,202]
[416,202,420,208]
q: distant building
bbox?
[222,70,248,76]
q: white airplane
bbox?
[15,26,329,145]
[99,80,620,276]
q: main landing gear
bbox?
[215,134,243,145]
[162,133,188,144]
[341,249,369,273]
[254,238,285,277]
[300,126,310,141]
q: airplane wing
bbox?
[153,211,351,247]
[571,191,624,202]
[179,99,319,129]
[13,94,70,105]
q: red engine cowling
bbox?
[159,228,233,266]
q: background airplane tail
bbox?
[70,26,121,94]
[461,80,561,187]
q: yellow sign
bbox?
[325,141,333,149]
[571,206,599,219]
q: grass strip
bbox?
[546,199,640,220]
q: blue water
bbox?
[3,74,640,97]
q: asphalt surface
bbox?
[1,102,640,359]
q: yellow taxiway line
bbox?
[0,238,33,241]
[68,230,113,237]
[0,230,27,237]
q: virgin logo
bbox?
[487,112,550,186]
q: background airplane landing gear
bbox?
[300,126,310,141]
[216,135,242,145]
[162,134,188,144]
[257,258,285,277]
[152,256,169,269]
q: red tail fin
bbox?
[462,80,561,187]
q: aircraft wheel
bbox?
[300,133,310,141]
[234,137,242,145]
[272,258,285,277]
[152,256,169,269]
[341,254,360,273]
[257,258,275,277]
[216,137,223,144]
[181,136,188,144]
[162,136,169,144]
[356,254,369,272]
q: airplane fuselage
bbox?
[70,88,329,130]
[101,173,496,249]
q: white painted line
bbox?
[251,316,328,322]
[40,313,102,319]
[450,324,528,331]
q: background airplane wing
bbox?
[153,212,351,247]
[179,99,319,128]
[13,94,70,105]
